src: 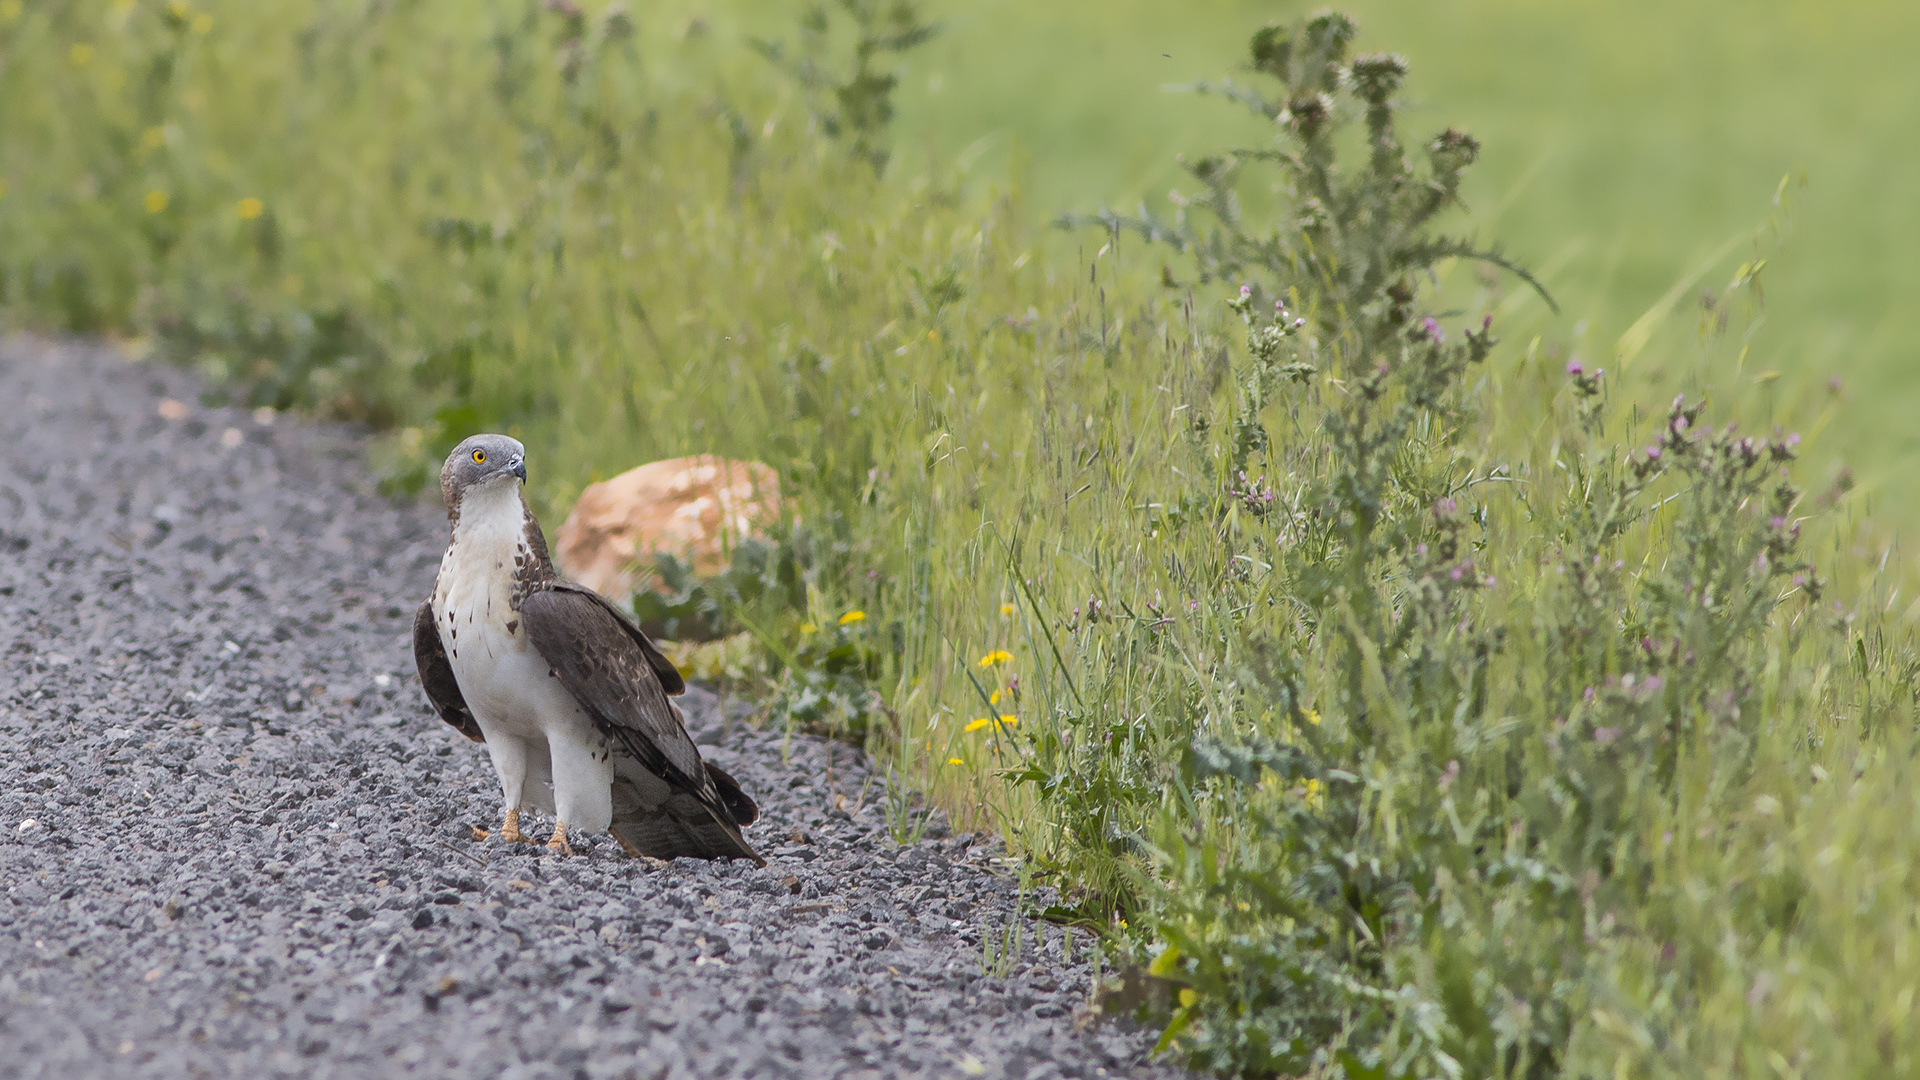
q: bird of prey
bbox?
[412,433,762,863]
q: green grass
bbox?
[2,2,1918,1077]
[649,0,1920,532]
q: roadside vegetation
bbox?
[2,2,1915,1076]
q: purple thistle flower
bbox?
[1645,445,1662,461]
[1239,284,1252,299]
[1566,360,1583,376]
[1422,317,1446,344]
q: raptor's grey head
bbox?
[440,433,527,517]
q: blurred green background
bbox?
[659,0,1920,524]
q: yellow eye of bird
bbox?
[472,449,486,463]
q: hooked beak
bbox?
[509,457,527,482]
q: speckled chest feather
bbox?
[429,480,579,740]
[432,483,553,636]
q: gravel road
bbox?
[0,337,1180,1080]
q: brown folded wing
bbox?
[520,582,761,863]
[413,599,483,742]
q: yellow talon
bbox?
[547,820,574,856]
[500,808,535,845]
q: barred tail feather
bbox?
[608,766,764,865]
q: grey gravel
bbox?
[0,337,1183,1080]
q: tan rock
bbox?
[554,455,784,602]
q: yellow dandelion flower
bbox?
[999,603,1014,616]
[964,715,1017,733]
[1301,777,1323,808]
[947,757,964,766]
[69,43,94,66]
[988,689,1000,705]
[1302,708,1322,726]
[964,718,990,733]
[977,649,1011,668]
[191,12,212,33]
[837,610,865,625]
[142,190,169,214]
[0,0,22,26]
[1178,988,1197,1009]
[799,622,817,635]
[236,197,263,220]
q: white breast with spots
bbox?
[431,484,590,744]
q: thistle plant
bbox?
[1042,12,1904,1079]
[1063,11,1553,361]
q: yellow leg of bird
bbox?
[547,820,574,856]
[611,829,642,858]
[500,808,534,844]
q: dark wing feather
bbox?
[520,584,760,862]
[413,600,484,742]
[521,585,703,782]
[542,580,687,695]
[705,761,760,826]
